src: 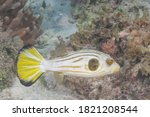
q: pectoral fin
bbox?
[54,72,64,85]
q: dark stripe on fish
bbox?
[55,54,100,62]
[72,58,84,63]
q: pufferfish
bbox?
[16,45,120,86]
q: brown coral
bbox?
[123,21,150,77]
[0,0,42,45]
[101,38,117,56]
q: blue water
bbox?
[25,0,77,34]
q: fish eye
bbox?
[88,58,99,71]
[106,58,114,65]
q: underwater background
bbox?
[0,0,150,99]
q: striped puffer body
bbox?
[40,50,120,77]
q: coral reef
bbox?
[0,0,42,45]
[69,0,131,53]
[101,38,117,56]
[120,20,150,78]
[0,0,150,99]
[62,0,150,99]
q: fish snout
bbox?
[111,63,120,73]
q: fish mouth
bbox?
[112,64,120,73]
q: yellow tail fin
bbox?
[17,45,44,86]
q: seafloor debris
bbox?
[0,0,42,45]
